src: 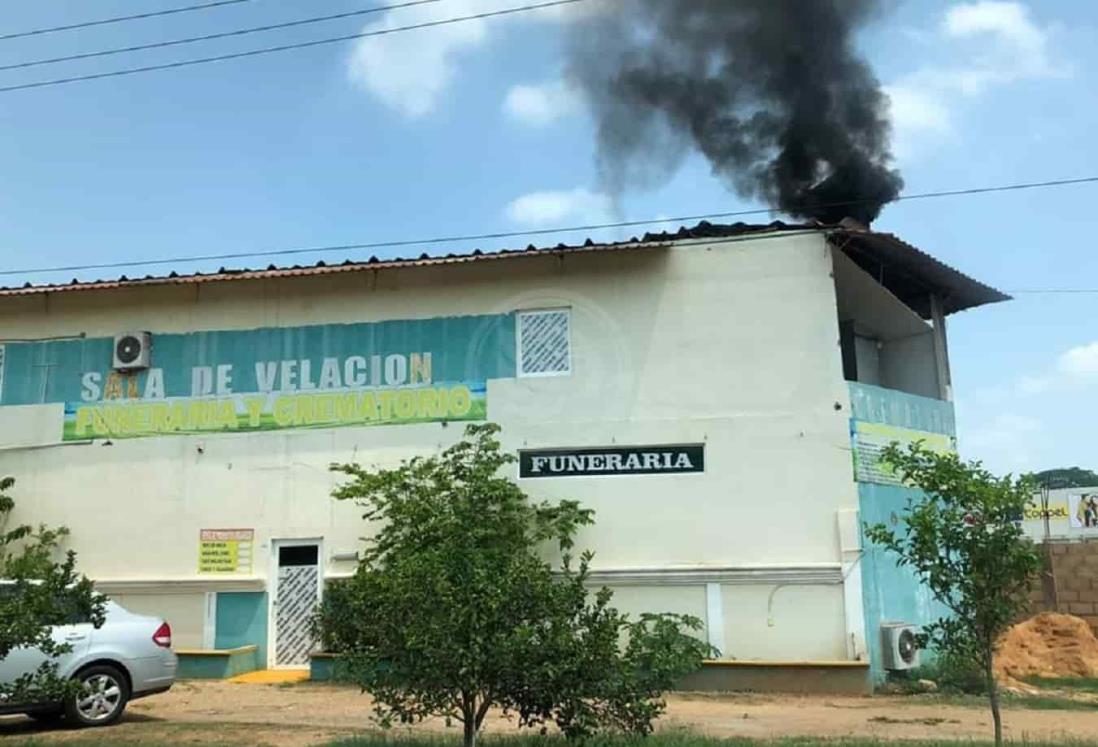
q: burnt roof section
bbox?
[646,220,1010,317]
[0,221,1008,317]
[830,225,1010,317]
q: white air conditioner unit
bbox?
[112,332,152,371]
[881,622,920,671]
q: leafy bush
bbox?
[0,476,104,704]
[865,443,1041,747]
[905,651,987,695]
[315,424,711,747]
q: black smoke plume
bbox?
[568,0,902,224]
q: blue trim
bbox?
[849,382,956,683]
[858,483,950,681]
[848,382,955,436]
[215,591,269,669]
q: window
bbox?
[517,309,571,377]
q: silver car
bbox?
[0,598,177,727]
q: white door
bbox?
[270,541,322,669]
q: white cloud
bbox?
[944,2,1047,59]
[886,1,1067,157]
[1015,374,1053,395]
[960,338,1098,474]
[347,1,492,118]
[964,412,1043,473]
[991,340,1098,399]
[505,188,612,227]
[503,80,583,126]
[940,1,1061,92]
[1058,341,1098,376]
[346,0,610,118]
[883,83,954,156]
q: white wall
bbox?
[832,249,941,399]
[880,334,940,400]
[722,584,848,661]
[0,232,863,660]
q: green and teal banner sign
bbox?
[0,314,515,441]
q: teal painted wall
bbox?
[849,382,955,682]
[216,591,269,668]
[177,647,260,679]
[848,382,955,434]
[0,313,516,406]
[859,482,952,681]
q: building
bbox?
[1022,484,1098,636]
[0,222,1007,689]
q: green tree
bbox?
[318,424,709,747]
[1033,467,1098,489]
[865,443,1041,747]
[0,476,104,705]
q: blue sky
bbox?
[0,0,1095,476]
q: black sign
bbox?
[519,444,704,479]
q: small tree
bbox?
[0,477,104,705]
[318,424,709,747]
[865,443,1041,747]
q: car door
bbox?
[0,588,94,692]
[0,624,93,687]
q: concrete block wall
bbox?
[1027,539,1098,635]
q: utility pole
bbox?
[1039,477,1060,612]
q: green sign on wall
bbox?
[0,313,516,441]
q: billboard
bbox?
[1069,493,1098,531]
[0,314,515,441]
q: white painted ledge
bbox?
[583,564,843,586]
[93,577,266,594]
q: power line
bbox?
[0,0,255,42]
[1,175,1095,279]
[0,0,584,94]
[0,0,446,73]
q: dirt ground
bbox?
[2,681,1098,746]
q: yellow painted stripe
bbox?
[229,669,310,684]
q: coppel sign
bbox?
[518,444,704,479]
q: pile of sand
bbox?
[995,612,1098,682]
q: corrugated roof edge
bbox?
[827,218,1010,317]
[0,221,801,297]
[0,220,1009,317]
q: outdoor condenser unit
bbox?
[112,331,152,371]
[880,622,920,671]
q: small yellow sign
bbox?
[851,420,956,486]
[198,529,254,574]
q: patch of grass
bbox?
[322,735,1098,747]
[1021,676,1098,693]
[909,691,1098,712]
[1004,693,1098,711]
[898,655,986,696]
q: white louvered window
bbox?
[517,309,571,377]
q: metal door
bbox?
[270,541,321,668]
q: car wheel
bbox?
[64,665,129,727]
